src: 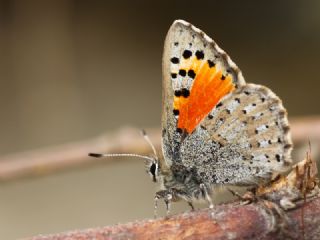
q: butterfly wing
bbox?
[180,84,292,185]
[162,20,292,186]
[162,20,245,166]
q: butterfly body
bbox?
[152,20,292,213]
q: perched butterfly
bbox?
[89,20,293,216]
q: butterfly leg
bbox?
[227,188,255,205]
[227,188,243,199]
[188,201,195,211]
[200,183,213,208]
[164,197,172,216]
[154,195,159,218]
[154,190,173,218]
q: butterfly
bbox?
[90,20,293,216]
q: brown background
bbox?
[0,1,319,239]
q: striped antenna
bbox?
[88,129,158,161]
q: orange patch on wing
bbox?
[175,59,235,133]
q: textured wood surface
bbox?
[27,196,320,240]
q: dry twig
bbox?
[27,196,320,240]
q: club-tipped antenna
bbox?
[141,129,158,159]
[88,152,155,162]
[88,129,158,162]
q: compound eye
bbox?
[150,163,157,182]
[150,163,156,175]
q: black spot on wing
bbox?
[284,143,292,149]
[182,50,192,59]
[179,69,186,77]
[174,90,181,97]
[171,73,177,79]
[200,125,206,130]
[188,70,196,79]
[181,88,190,98]
[207,60,215,68]
[173,109,179,116]
[170,57,179,64]
[195,50,204,60]
[216,102,223,108]
[174,88,190,98]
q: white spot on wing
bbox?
[258,140,270,148]
[256,125,268,133]
[226,100,240,113]
[243,104,256,114]
[252,154,268,161]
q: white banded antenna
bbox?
[141,129,158,159]
[88,152,155,162]
[88,129,158,161]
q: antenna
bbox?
[88,152,155,162]
[141,129,158,159]
[88,129,158,162]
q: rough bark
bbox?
[28,196,320,240]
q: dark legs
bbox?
[154,190,173,218]
[154,185,214,217]
[154,189,195,217]
[188,201,195,211]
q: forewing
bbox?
[162,20,245,165]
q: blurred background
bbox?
[0,0,319,239]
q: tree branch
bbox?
[27,196,320,240]
[0,127,159,181]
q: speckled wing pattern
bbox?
[162,20,292,186]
